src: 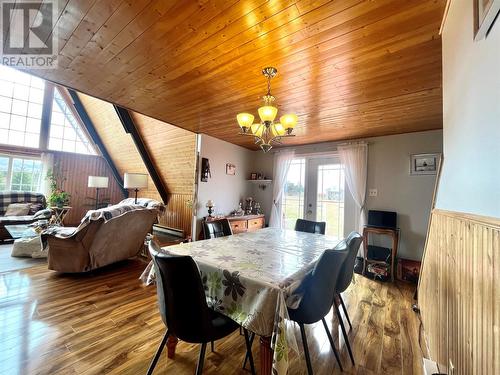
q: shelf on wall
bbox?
[247,179,272,183]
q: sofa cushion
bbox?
[0,191,46,215]
[5,203,32,216]
[29,202,45,215]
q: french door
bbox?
[282,156,354,238]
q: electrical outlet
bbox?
[449,359,455,375]
[369,188,378,197]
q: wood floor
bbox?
[0,257,425,375]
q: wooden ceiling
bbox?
[19,0,445,149]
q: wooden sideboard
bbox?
[226,214,265,234]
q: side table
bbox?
[362,226,400,282]
[50,206,72,226]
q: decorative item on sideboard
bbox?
[206,200,215,217]
[244,197,254,215]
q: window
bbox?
[316,163,345,237]
[0,65,45,148]
[282,158,306,230]
[48,89,96,155]
[0,155,42,192]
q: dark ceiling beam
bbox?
[114,105,170,205]
[67,89,129,198]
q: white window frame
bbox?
[0,153,43,192]
[0,65,45,148]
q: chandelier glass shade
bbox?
[236,67,298,152]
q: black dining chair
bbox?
[287,243,348,374]
[333,231,363,366]
[202,218,233,239]
[294,218,326,235]
[147,241,255,375]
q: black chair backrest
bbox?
[336,231,363,294]
[294,218,326,235]
[290,242,348,324]
[203,218,233,239]
[149,241,214,343]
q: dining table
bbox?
[141,227,342,375]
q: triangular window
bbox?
[48,88,96,155]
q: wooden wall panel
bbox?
[53,151,125,225]
[77,93,161,200]
[77,93,196,235]
[130,112,196,195]
[418,209,500,374]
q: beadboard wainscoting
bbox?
[418,209,500,374]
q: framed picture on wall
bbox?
[410,153,439,175]
[474,0,500,41]
[226,163,236,175]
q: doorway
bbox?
[282,155,354,238]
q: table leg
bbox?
[260,335,273,375]
[167,335,178,359]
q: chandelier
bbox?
[236,67,298,152]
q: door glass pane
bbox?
[282,158,305,229]
[316,164,345,237]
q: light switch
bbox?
[369,188,378,197]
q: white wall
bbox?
[196,134,253,221]
[365,130,442,260]
[436,0,500,217]
[251,130,443,260]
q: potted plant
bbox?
[46,162,71,208]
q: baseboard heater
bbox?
[152,224,184,238]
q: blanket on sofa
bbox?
[41,200,165,250]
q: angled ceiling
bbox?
[19,0,445,149]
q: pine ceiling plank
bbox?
[58,0,153,72]
[18,0,446,150]
[119,0,440,113]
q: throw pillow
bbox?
[5,203,32,216]
[29,203,44,215]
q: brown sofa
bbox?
[45,202,162,273]
[0,191,50,241]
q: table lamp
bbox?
[124,173,148,204]
[206,200,215,217]
[88,176,109,209]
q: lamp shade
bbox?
[124,173,148,189]
[280,114,298,130]
[236,113,254,129]
[271,123,286,137]
[258,105,278,122]
[250,123,264,138]
[88,176,109,188]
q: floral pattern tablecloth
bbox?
[141,227,341,375]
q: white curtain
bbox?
[40,152,54,197]
[338,143,368,233]
[269,150,295,228]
